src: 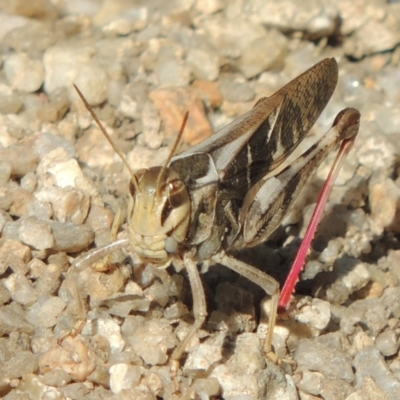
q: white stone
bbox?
[4,273,37,306]
[97,318,125,353]
[4,53,45,93]
[109,363,142,393]
[295,298,331,332]
[44,43,108,105]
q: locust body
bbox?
[74,58,360,364]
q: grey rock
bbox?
[0,144,39,177]
[187,47,220,81]
[3,350,38,379]
[50,220,94,252]
[340,298,388,337]
[294,333,354,382]
[26,296,66,328]
[244,0,338,39]
[154,57,191,87]
[375,329,399,357]
[0,305,34,335]
[238,30,288,78]
[353,346,400,400]
[218,74,255,103]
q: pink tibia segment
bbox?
[278,137,356,309]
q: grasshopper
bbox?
[73,57,360,367]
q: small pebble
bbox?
[40,368,72,387]
[60,382,91,399]
[192,79,223,108]
[19,216,54,250]
[192,378,220,397]
[0,161,12,185]
[0,1,398,398]
[105,293,150,317]
[97,318,125,353]
[314,259,371,304]
[143,280,169,307]
[37,89,70,123]
[39,336,97,382]
[297,370,323,396]
[294,298,331,333]
[4,273,38,306]
[375,329,399,357]
[126,319,176,366]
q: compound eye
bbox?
[129,180,136,196]
[168,179,186,208]
[160,179,187,226]
[129,173,142,197]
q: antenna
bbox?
[155,111,188,195]
[73,84,135,177]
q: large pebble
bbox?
[44,44,108,105]
[200,16,271,59]
[50,220,94,252]
[149,87,212,145]
[0,12,29,42]
[245,0,338,39]
[186,48,220,81]
[39,336,97,381]
[109,364,142,394]
[294,333,354,382]
[36,187,90,224]
[375,329,399,357]
[0,239,31,275]
[26,296,66,328]
[0,305,34,335]
[3,350,38,379]
[340,298,389,337]
[238,30,288,78]
[0,144,39,177]
[369,173,400,232]
[4,53,45,93]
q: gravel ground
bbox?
[1,0,400,399]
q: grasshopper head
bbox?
[127,166,191,262]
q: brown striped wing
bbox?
[173,58,338,199]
